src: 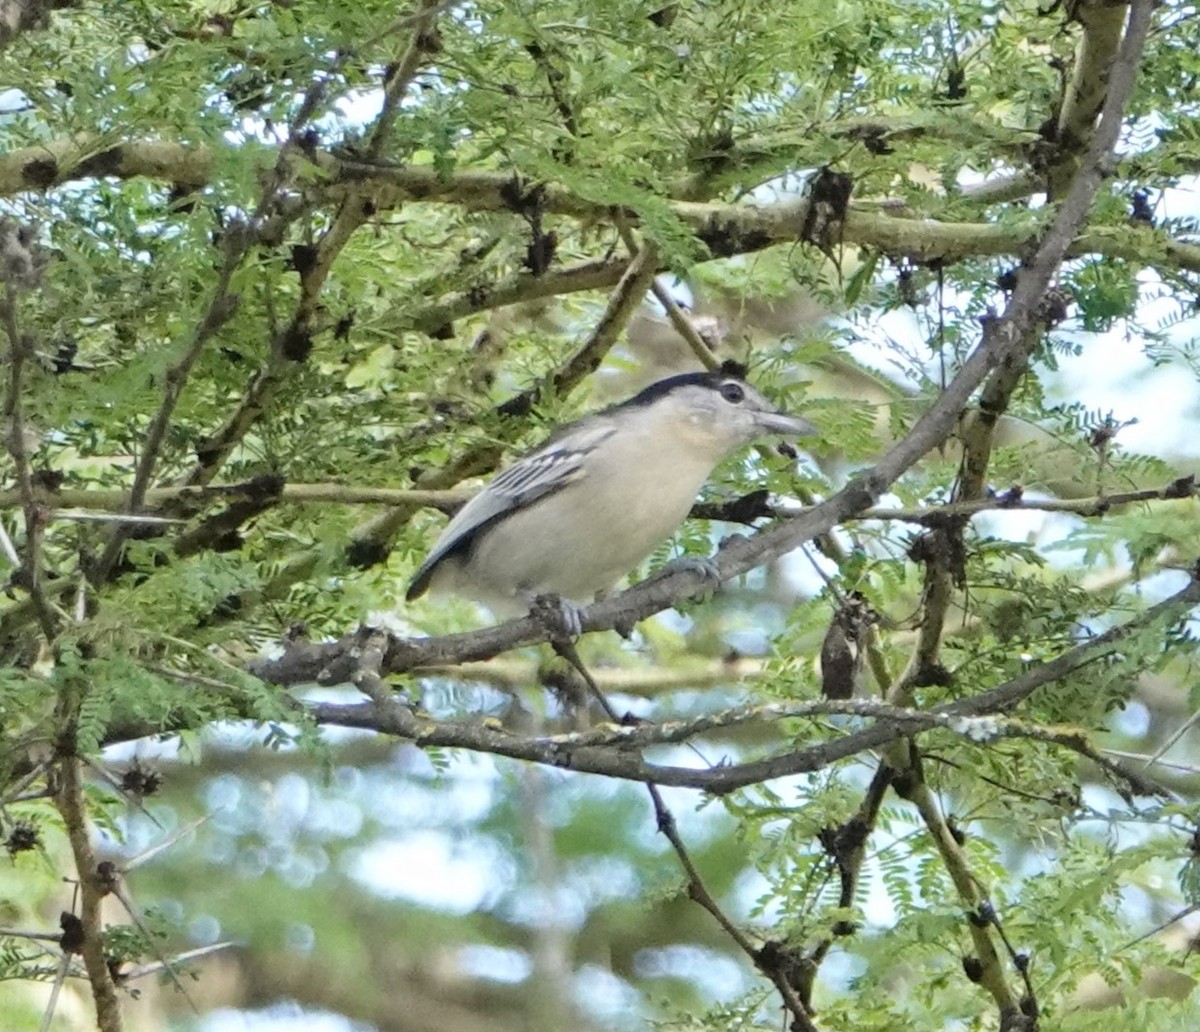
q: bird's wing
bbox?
[406,418,617,600]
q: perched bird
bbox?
[406,364,815,626]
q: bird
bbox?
[406,363,815,629]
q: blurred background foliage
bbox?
[1,1,1200,1030]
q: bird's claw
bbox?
[656,555,722,600]
[531,593,585,642]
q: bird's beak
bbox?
[755,409,817,437]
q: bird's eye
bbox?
[720,382,745,404]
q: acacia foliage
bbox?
[1,1,1200,1030]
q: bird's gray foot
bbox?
[655,555,722,600]
[531,593,585,641]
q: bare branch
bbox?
[55,757,123,1032]
[5,140,1199,279]
[892,753,1027,1021]
[240,570,1200,795]
[617,220,720,370]
[1049,1,1129,198]
[496,236,660,419]
[2,477,1193,526]
[365,0,445,159]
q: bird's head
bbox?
[619,361,816,455]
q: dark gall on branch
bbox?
[5,818,41,856]
[799,168,853,252]
[820,592,877,700]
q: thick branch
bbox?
[56,756,123,1032]
[228,570,1200,797]
[5,140,1199,278]
[5,478,1190,523]
[1049,1,1129,198]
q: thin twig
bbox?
[497,236,661,418]
[1102,749,1200,777]
[0,516,20,564]
[91,239,243,580]
[551,640,819,1031]
[365,0,444,159]
[186,7,447,490]
[616,220,720,370]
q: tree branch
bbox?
[218,568,1200,799]
[6,478,1190,524]
[1,279,57,642]
[56,756,123,1032]
[365,0,444,159]
[5,140,1199,278]
[183,6,448,490]
[89,237,243,580]
[1049,0,1129,198]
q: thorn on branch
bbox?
[96,859,120,896]
[21,157,58,189]
[889,761,923,800]
[691,488,774,524]
[818,814,870,896]
[416,25,443,54]
[969,901,996,927]
[278,320,313,362]
[993,484,1024,507]
[289,243,319,276]
[334,312,355,341]
[907,524,967,588]
[345,538,391,569]
[524,227,557,276]
[914,660,954,688]
[755,939,815,999]
[498,176,546,217]
[654,804,676,836]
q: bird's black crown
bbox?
[621,359,749,409]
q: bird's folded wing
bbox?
[406,419,617,600]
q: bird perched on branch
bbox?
[406,362,815,631]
